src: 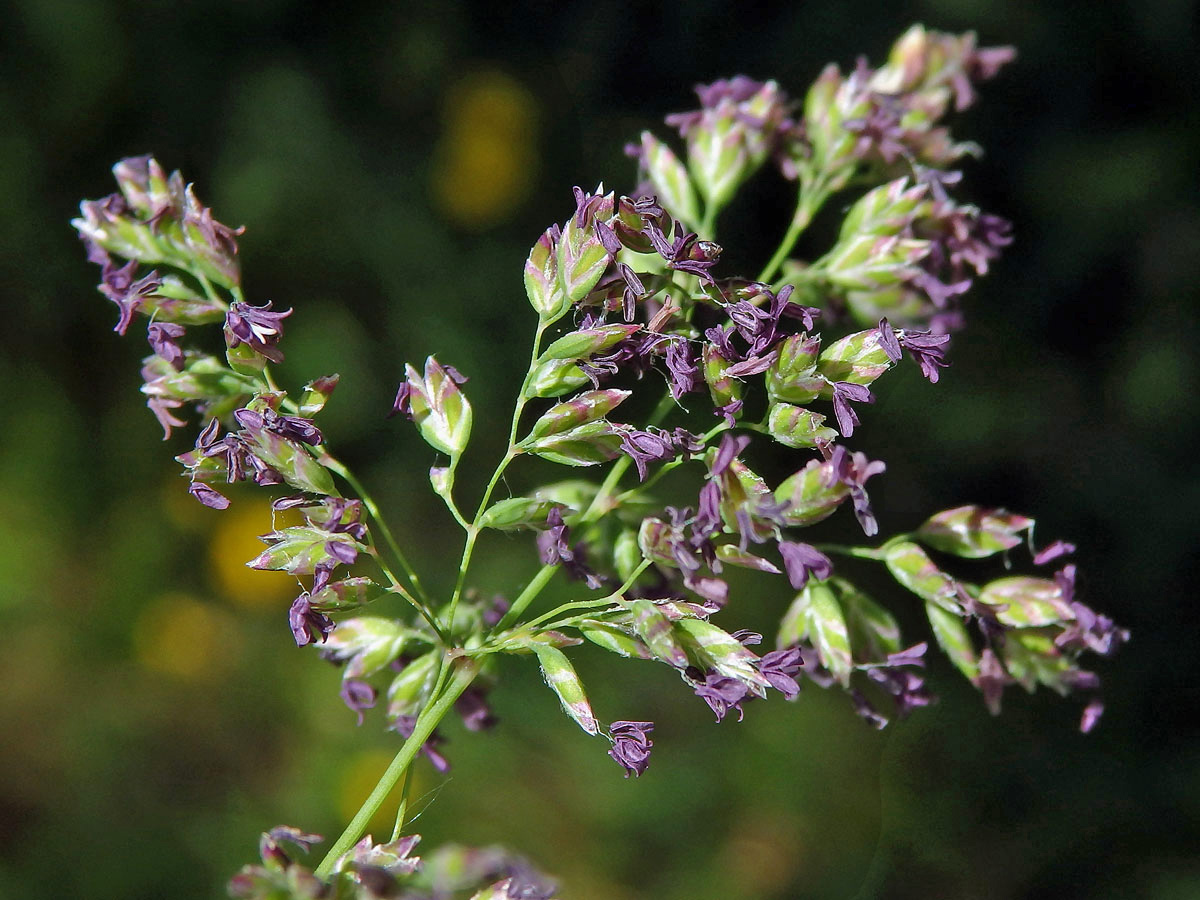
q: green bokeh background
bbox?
[2,1,1198,897]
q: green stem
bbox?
[195,271,228,307]
[699,202,719,241]
[313,659,479,876]
[445,322,548,633]
[505,559,652,638]
[813,542,895,561]
[364,547,447,642]
[492,563,558,632]
[319,450,433,608]
[491,387,679,632]
[578,390,678,525]
[389,770,412,842]
[758,175,831,284]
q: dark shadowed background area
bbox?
[2,1,1198,898]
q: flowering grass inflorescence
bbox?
[75,25,1126,899]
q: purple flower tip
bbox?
[340,678,377,726]
[777,541,834,590]
[608,720,654,777]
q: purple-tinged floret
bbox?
[830,381,874,437]
[665,339,701,400]
[225,301,292,364]
[289,593,334,647]
[258,826,323,869]
[849,689,890,730]
[188,481,230,510]
[617,263,646,321]
[234,406,324,447]
[758,647,803,700]
[608,720,654,777]
[1080,698,1105,734]
[824,444,886,536]
[863,643,934,720]
[693,672,751,722]
[777,542,834,590]
[1053,566,1130,657]
[618,426,704,481]
[975,648,1011,715]
[340,678,377,726]
[879,317,952,383]
[147,322,186,370]
[537,508,604,589]
[644,220,721,282]
[712,434,750,475]
[148,397,187,439]
[1032,539,1076,566]
[100,260,162,335]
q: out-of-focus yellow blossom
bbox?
[431,69,538,227]
[208,502,299,609]
[133,593,237,680]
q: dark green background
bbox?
[2,1,1197,897]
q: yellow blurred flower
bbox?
[431,69,538,227]
[208,501,299,609]
[133,593,236,680]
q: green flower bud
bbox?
[531,479,600,513]
[398,357,473,458]
[325,616,421,680]
[541,324,640,362]
[703,345,743,412]
[839,177,931,239]
[778,581,853,686]
[676,618,771,691]
[844,284,931,328]
[298,375,339,417]
[613,528,642,583]
[714,544,781,573]
[925,602,979,680]
[917,505,1034,559]
[246,525,358,576]
[816,328,895,389]
[774,459,849,528]
[638,131,702,227]
[526,389,631,439]
[629,599,690,668]
[478,497,573,532]
[979,576,1074,628]
[387,650,439,719]
[831,579,903,660]
[136,274,227,325]
[527,420,625,467]
[885,541,963,613]
[821,234,930,291]
[309,576,386,612]
[1002,631,1073,694]
[579,620,653,660]
[558,191,616,303]
[524,225,568,322]
[767,403,838,448]
[637,517,675,566]
[765,334,823,404]
[226,341,267,377]
[529,642,599,735]
[241,426,336,496]
[802,65,870,190]
[525,358,591,398]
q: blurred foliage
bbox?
[1,0,1198,898]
